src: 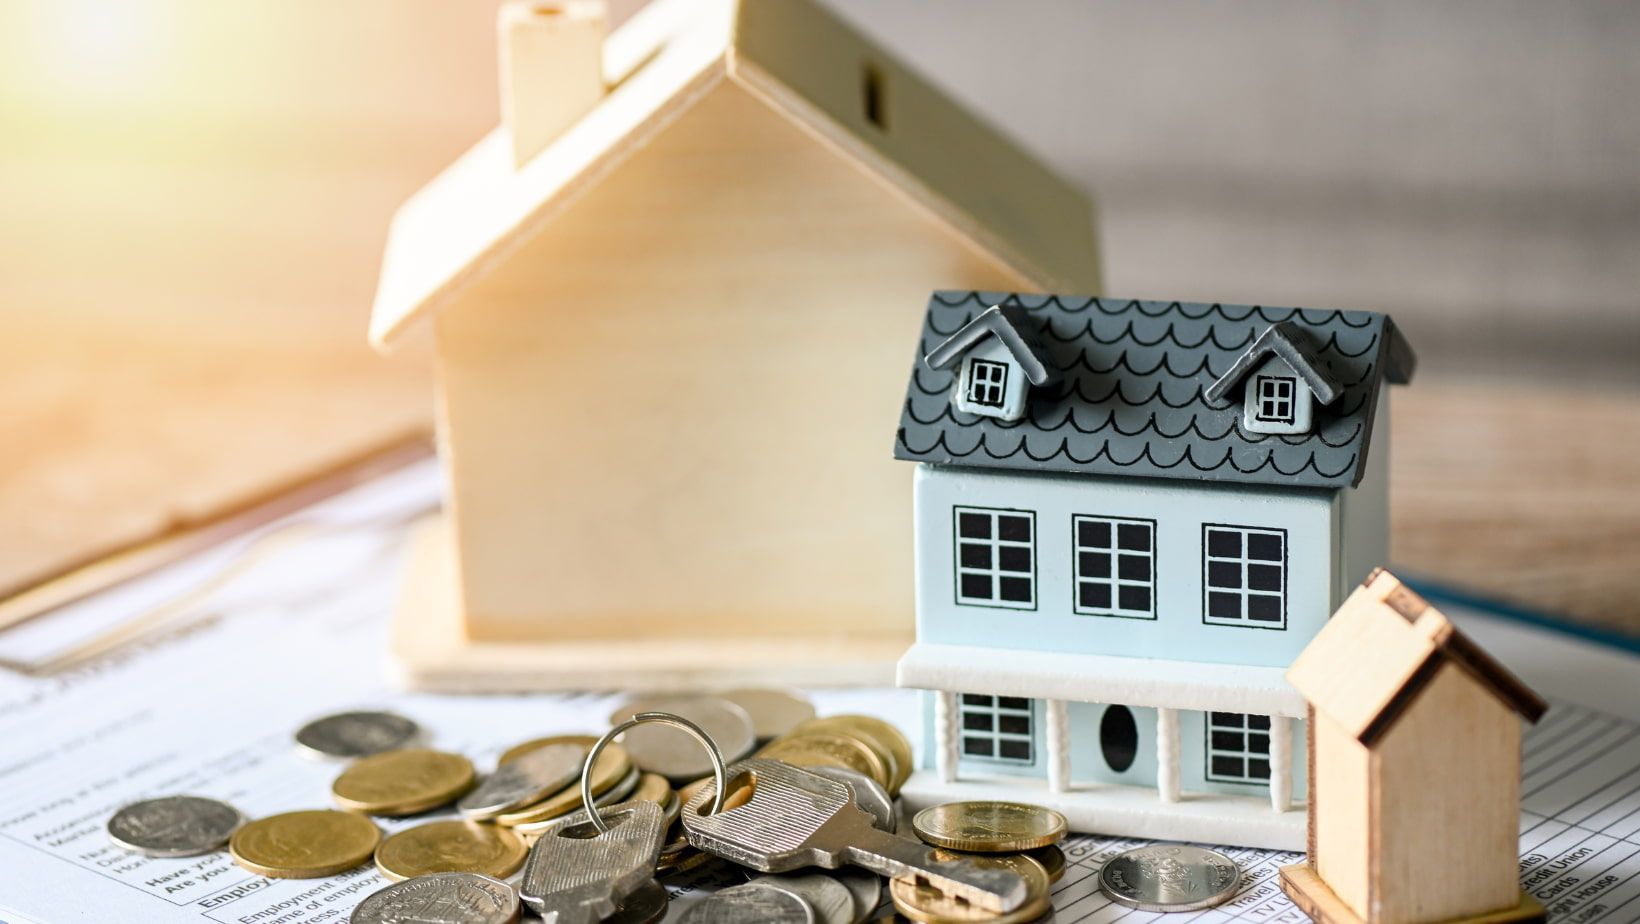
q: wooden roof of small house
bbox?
[369,0,1099,349]
[1287,569,1547,746]
[893,291,1416,489]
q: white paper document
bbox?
[1,458,1637,923]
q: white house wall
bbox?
[1337,391,1391,605]
[913,464,1337,667]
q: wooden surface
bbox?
[0,1,1636,641]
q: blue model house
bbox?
[891,292,1415,850]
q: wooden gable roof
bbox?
[1288,568,1546,746]
[369,0,1098,349]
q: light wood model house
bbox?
[1280,569,1548,924]
[367,0,1100,689]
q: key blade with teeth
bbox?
[681,758,1026,913]
[521,800,667,924]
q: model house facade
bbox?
[893,292,1416,849]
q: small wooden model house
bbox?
[892,292,1416,849]
[1281,569,1548,924]
[368,0,1099,689]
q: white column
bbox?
[1156,707,1180,803]
[1269,715,1292,812]
[935,691,959,783]
[1045,699,1070,793]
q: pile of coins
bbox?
[104,690,1243,922]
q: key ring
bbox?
[582,711,726,835]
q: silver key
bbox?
[520,800,667,924]
[681,759,1026,913]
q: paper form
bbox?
[0,457,1636,923]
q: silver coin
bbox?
[458,744,583,820]
[606,880,670,924]
[350,872,519,924]
[831,868,881,924]
[751,874,854,924]
[718,688,816,741]
[804,766,895,833]
[678,883,815,923]
[1098,844,1241,912]
[609,696,756,782]
[107,795,243,858]
[295,710,419,759]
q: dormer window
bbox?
[1255,376,1297,425]
[967,359,1008,408]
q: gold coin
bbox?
[494,743,630,826]
[374,819,528,882]
[892,852,1050,923]
[229,810,380,879]
[627,772,673,807]
[332,748,476,816]
[498,734,597,766]
[758,732,888,788]
[912,801,1068,853]
[1027,844,1066,883]
[791,715,912,793]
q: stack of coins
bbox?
[753,713,913,797]
[893,800,1071,923]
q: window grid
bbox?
[1072,515,1157,619]
[960,694,1034,764]
[1202,524,1287,629]
[1256,376,1296,424]
[953,507,1036,610]
[1205,711,1272,784]
[967,359,1008,408]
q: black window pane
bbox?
[1100,705,1139,773]
[1117,523,1151,551]
[1207,561,1241,589]
[1211,755,1243,778]
[963,694,993,706]
[1247,715,1271,731]
[1118,554,1149,581]
[1208,592,1242,620]
[1207,529,1241,558]
[1248,563,1282,591]
[1247,732,1270,756]
[1248,532,1283,561]
[999,739,1032,761]
[1211,712,1241,727]
[1118,585,1151,613]
[963,738,993,757]
[998,577,1032,603]
[960,574,993,600]
[998,515,1031,542]
[1078,520,1110,548]
[1248,758,1271,780]
[998,546,1031,573]
[959,543,991,569]
[1248,594,1282,622]
[1080,552,1109,578]
[1079,583,1111,610]
[998,697,1029,710]
[963,712,993,731]
[958,513,989,538]
[1211,731,1244,751]
[999,715,1030,735]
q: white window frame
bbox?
[1072,515,1157,619]
[966,358,1008,408]
[1202,524,1287,629]
[953,507,1036,610]
[1205,711,1272,784]
[959,694,1035,764]
[1255,375,1297,424]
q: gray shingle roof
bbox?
[893,292,1416,490]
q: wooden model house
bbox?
[1281,569,1548,924]
[892,291,1416,848]
[368,0,1099,689]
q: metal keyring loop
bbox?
[582,710,726,835]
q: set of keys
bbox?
[520,758,1028,922]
